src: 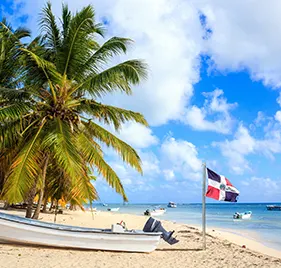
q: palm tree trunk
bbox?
[32,190,43,219]
[42,196,48,213]
[54,200,58,223]
[3,201,9,210]
[42,183,50,213]
[25,183,37,218]
[32,155,49,219]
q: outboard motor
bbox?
[144,209,150,216]
[143,217,179,245]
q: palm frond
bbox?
[0,119,23,149]
[82,121,143,174]
[42,119,83,182]
[61,3,71,39]
[0,87,30,101]
[76,60,148,97]
[76,37,133,80]
[69,168,98,204]
[20,48,62,100]
[40,1,61,53]
[0,102,32,121]
[86,147,127,201]
[58,5,103,77]
[75,129,127,200]
[79,100,148,130]
[2,120,46,203]
[13,27,31,40]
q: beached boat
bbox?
[167,202,177,208]
[144,208,166,217]
[0,212,177,252]
[266,205,281,211]
[233,211,252,220]
[107,207,120,212]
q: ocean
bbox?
[91,202,281,251]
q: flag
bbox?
[206,168,239,202]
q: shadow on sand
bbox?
[156,248,203,252]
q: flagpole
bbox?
[202,162,207,250]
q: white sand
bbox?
[0,210,281,268]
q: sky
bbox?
[2,0,281,203]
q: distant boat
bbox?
[0,212,167,252]
[102,203,108,207]
[107,207,120,212]
[233,211,252,220]
[144,208,166,217]
[266,205,281,211]
[167,202,177,208]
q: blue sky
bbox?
[2,0,281,203]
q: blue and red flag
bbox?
[206,168,239,202]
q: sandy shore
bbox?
[0,210,281,268]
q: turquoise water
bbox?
[92,203,281,250]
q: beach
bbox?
[1,210,281,268]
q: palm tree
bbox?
[0,19,30,209]
[0,2,148,218]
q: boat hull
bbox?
[167,202,177,208]
[267,205,281,211]
[233,212,252,220]
[0,214,161,253]
[144,209,166,217]
[108,208,119,212]
[150,211,165,216]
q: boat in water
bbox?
[0,212,178,252]
[233,211,252,220]
[144,208,166,217]
[167,202,177,208]
[107,207,120,212]
[266,205,281,211]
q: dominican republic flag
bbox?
[206,168,239,202]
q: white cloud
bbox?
[183,89,237,133]
[254,111,267,127]
[97,0,204,126]
[115,122,158,149]
[275,111,281,124]
[139,151,160,175]
[241,177,281,200]
[161,136,202,181]
[214,123,281,174]
[197,1,281,88]
[213,125,255,174]
[163,169,175,181]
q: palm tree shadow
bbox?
[156,248,203,252]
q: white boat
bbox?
[144,208,166,217]
[233,211,252,220]
[107,207,120,212]
[0,212,163,252]
[167,202,177,208]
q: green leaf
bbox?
[82,121,143,174]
